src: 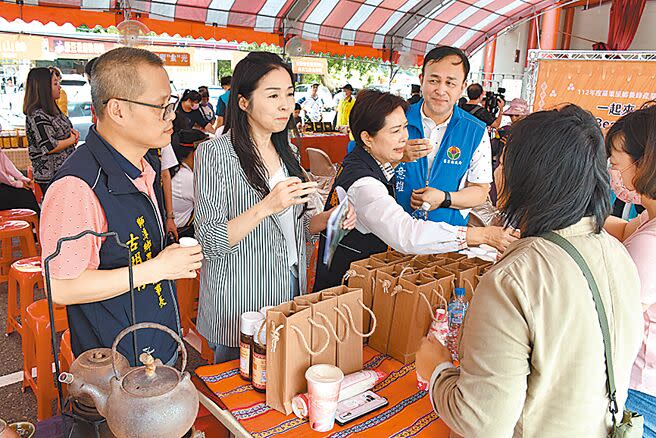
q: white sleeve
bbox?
[466,133,493,184]
[159,144,178,170]
[347,177,467,255]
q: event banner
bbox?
[533,60,656,128]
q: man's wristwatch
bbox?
[439,191,452,209]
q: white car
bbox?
[61,74,92,141]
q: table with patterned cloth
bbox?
[195,346,451,438]
[291,133,350,169]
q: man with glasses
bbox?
[40,47,203,366]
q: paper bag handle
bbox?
[463,278,475,295]
[433,285,449,310]
[342,269,364,285]
[269,322,284,353]
[290,318,331,356]
[317,310,350,344]
[341,299,377,338]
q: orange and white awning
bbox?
[0,0,557,55]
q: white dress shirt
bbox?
[346,157,467,255]
[420,105,493,219]
[160,143,179,170]
[171,163,194,228]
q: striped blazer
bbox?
[194,133,314,347]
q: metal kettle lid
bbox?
[121,353,180,397]
[77,349,115,368]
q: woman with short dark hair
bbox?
[417,104,643,437]
[314,89,514,289]
[604,102,656,437]
[24,67,79,195]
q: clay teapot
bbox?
[59,347,130,409]
[61,322,199,438]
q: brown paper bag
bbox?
[466,257,494,275]
[368,264,415,354]
[295,292,339,366]
[442,261,478,302]
[344,258,386,335]
[317,285,371,374]
[387,272,439,364]
[370,250,412,265]
[266,301,330,414]
[421,265,457,305]
[426,255,450,267]
[443,252,468,262]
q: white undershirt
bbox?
[159,143,178,170]
[420,105,493,219]
[268,166,298,270]
[171,163,194,228]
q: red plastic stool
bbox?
[0,208,39,234]
[23,299,69,420]
[0,208,40,252]
[6,256,43,336]
[0,220,37,283]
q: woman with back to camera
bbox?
[604,102,656,437]
[194,52,354,363]
[416,104,642,437]
[24,67,79,195]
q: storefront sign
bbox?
[291,57,328,75]
[48,38,113,56]
[533,59,656,129]
[153,51,191,66]
[231,51,248,70]
[0,35,43,60]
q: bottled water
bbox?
[411,201,431,220]
[447,287,468,362]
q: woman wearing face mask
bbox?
[314,89,514,289]
[194,52,354,363]
[174,89,216,134]
[604,102,656,437]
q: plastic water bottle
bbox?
[447,287,468,362]
[411,201,431,220]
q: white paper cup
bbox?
[305,364,344,432]
[178,237,199,247]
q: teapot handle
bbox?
[111,322,187,380]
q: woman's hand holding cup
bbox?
[262,177,318,216]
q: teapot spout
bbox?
[59,372,110,416]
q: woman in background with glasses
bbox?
[24,67,79,195]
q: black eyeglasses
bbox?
[102,95,178,120]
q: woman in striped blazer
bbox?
[194,52,353,363]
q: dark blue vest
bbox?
[396,101,486,226]
[52,127,180,365]
[313,145,392,290]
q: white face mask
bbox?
[609,167,642,205]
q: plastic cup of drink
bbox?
[305,364,344,432]
[179,237,199,247]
